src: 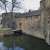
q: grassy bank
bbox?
[0,28,11,32]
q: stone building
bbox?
[2,12,16,30]
[15,10,40,33]
[1,10,40,37]
[1,0,50,45]
[40,0,50,45]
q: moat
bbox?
[0,34,50,50]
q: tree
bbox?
[0,0,23,30]
[10,0,22,30]
[0,0,8,13]
[0,0,23,13]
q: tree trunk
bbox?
[5,4,7,13]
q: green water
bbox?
[1,34,50,50]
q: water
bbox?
[0,42,4,50]
[0,35,50,50]
[0,35,25,50]
[0,42,24,50]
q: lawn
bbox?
[0,28,11,32]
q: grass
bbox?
[0,28,11,32]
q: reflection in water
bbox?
[0,34,50,50]
[0,42,4,50]
[0,42,24,50]
[0,42,4,47]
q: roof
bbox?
[2,10,40,18]
[16,10,40,18]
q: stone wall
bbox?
[40,0,50,45]
[1,12,40,37]
[16,16,40,33]
[2,13,16,30]
[2,12,40,31]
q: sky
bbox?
[24,0,40,11]
[0,0,40,13]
